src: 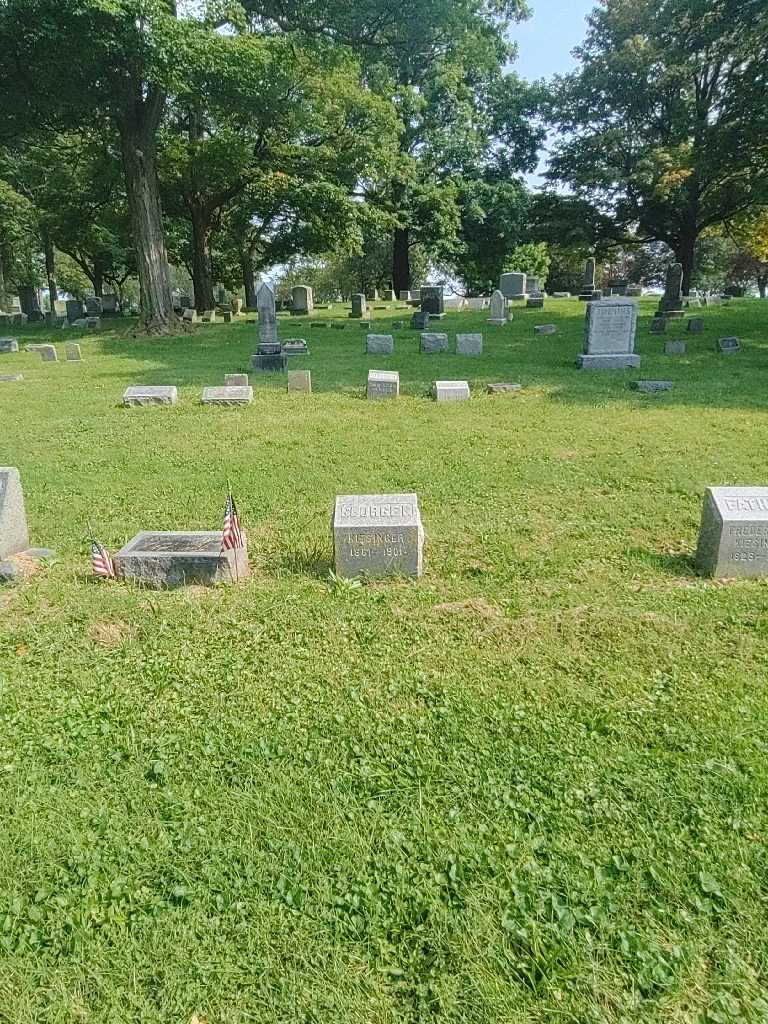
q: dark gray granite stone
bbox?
[718,336,740,353]
[420,332,448,353]
[115,531,249,588]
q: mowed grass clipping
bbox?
[1,298,768,1023]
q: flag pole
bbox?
[226,479,239,583]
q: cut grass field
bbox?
[1,298,768,1023]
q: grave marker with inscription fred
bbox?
[696,487,768,578]
[333,494,424,579]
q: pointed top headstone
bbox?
[257,282,275,312]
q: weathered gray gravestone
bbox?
[487,382,521,394]
[367,369,399,399]
[66,299,84,323]
[288,370,312,393]
[577,297,640,370]
[658,263,685,316]
[85,296,103,316]
[629,380,672,393]
[366,334,394,355]
[0,374,23,382]
[456,333,483,356]
[579,258,597,301]
[65,343,82,361]
[688,318,704,334]
[487,290,508,325]
[0,338,19,353]
[0,468,29,559]
[282,339,309,356]
[123,386,178,407]
[333,494,424,578]
[420,287,444,317]
[411,311,430,330]
[665,340,686,355]
[225,373,249,386]
[650,316,667,334]
[201,386,253,405]
[399,290,411,301]
[500,272,526,300]
[257,282,278,348]
[350,294,367,319]
[115,531,249,587]
[40,345,58,362]
[696,487,768,578]
[534,325,557,335]
[526,297,545,309]
[420,332,448,354]
[433,380,470,401]
[718,336,740,353]
[291,285,313,316]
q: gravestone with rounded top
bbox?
[577,298,639,370]
[257,282,278,348]
[487,290,508,325]
[0,468,29,559]
[333,493,424,579]
[696,487,768,578]
[420,332,448,353]
[292,285,313,316]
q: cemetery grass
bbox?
[2,300,768,1022]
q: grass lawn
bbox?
[1,297,768,1023]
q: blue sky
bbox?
[509,0,595,80]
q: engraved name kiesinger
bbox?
[341,503,414,518]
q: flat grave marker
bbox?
[366,334,394,355]
[115,531,249,588]
[123,386,178,407]
[288,370,312,393]
[420,332,448,354]
[201,386,253,405]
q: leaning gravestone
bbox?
[696,487,768,578]
[456,333,483,356]
[65,342,82,361]
[433,380,470,401]
[420,287,444,318]
[367,370,399,399]
[577,298,639,370]
[0,468,29,559]
[333,493,424,579]
[487,290,509,325]
[500,272,526,300]
[288,370,312,393]
[123,386,178,407]
[350,294,367,319]
[201,386,253,405]
[366,334,394,355]
[420,332,448,354]
[115,531,249,587]
[718,336,740,354]
[0,339,19,353]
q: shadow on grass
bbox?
[627,548,698,577]
[278,542,333,580]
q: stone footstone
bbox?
[123,386,178,407]
[695,487,768,578]
[366,334,394,355]
[0,468,29,559]
[201,386,253,405]
[534,325,557,335]
[433,380,470,402]
[718,337,740,354]
[24,548,56,560]
[288,370,312,393]
[115,531,249,588]
[456,333,483,356]
[333,493,424,579]
[0,374,23,382]
[225,373,249,386]
[487,383,522,394]
[282,339,309,356]
[65,343,82,361]
[629,380,673,393]
[687,318,704,334]
[665,340,686,355]
[367,370,399,399]
[420,332,448,354]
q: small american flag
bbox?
[222,491,246,551]
[91,538,116,579]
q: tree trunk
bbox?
[190,204,216,312]
[18,285,41,318]
[43,233,58,310]
[92,257,105,298]
[676,233,697,296]
[119,98,175,332]
[392,226,411,295]
[242,253,258,308]
[757,274,767,298]
[0,251,6,311]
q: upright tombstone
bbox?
[420,332,448,354]
[696,487,768,578]
[399,290,411,301]
[85,296,103,316]
[688,317,704,334]
[65,342,82,361]
[0,467,29,559]
[526,297,545,309]
[66,299,84,323]
[350,294,367,319]
[366,333,394,355]
[182,308,198,324]
[257,281,278,348]
[500,272,526,300]
[578,258,597,301]
[658,263,685,317]
[420,287,445,318]
[288,370,312,393]
[665,340,686,355]
[367,369,400,399]
[487,289,509,325]
[0,339,19,353]
[39,345,58,362]
[650,315,667,334]
[527,276,542,297]
[292,285,314,316]
[577,297,639,370]
[333,493,424,579]
[225,373,249,386]
[456,333,483,356]
[433,380,470,401]
[411,311,430,330]
[102,294,119,315]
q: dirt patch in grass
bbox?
[89,620,137,648]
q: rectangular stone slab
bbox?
[665,340,686,355]
[123,386,178,407]
[201,386,253,405]
[433,380,470,401]
[333,494,424,578]
[717,337,740,353]
[0,374,23,382]
[487,382,521,394]
[366,334,394,355]
[65,343,82,361]
[534,325,557,335]
[40,345,58,361]
[629,380,673,392]
[0,339,19,353]
[115,531,249,588]
[583,297,638,356]
[456,333,483,355]
[288,370,312,393]
[695,487,768,578]
[367,370,399,399]
[0,467,29,559]
[420,332,448,353]
[225,373,249,386]
[577,354,641,370]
